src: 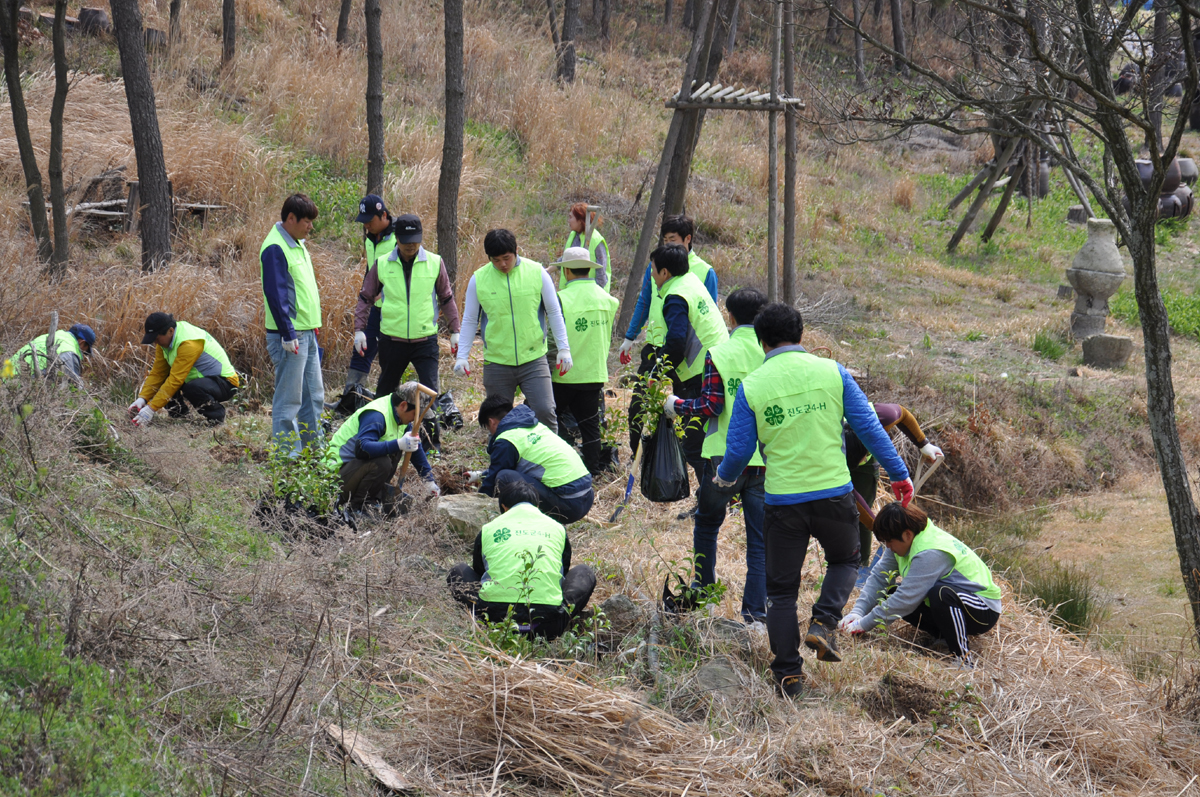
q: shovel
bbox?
[395,383,439,484]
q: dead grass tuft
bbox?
[892,176,916,211]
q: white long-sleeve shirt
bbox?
[458,258,571,363]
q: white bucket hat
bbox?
[558,245,601,272]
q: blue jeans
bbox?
[267,329,325,456]
[348,305,382,375]
[694,457,766,622]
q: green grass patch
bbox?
[1032,329,1067,360]
[1111,286,1200,339]
[285,155,364,254]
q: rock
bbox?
[1056,285,1074,300]
[690,656,742,697]
[1066,205,1089,224]
[436,493,498,541]
[599,595,642,634]
[1066,218,1125,340]
[78,7,110,34]
[1082,334,1134,369]
[144,27,168,51]
[1179,157,1198,187]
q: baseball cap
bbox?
[355,194,388,223]
[394,214,423,243]
[141,312,176,345]
[68,324,96,353]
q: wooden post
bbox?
[782,0,796,306]
[947,164,992,212]
[946,128,1025,254]
[396,384,439,483]
[766,0,781,302]
[981,159,1026,243]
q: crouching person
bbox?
[323,381,438,512]
[447,480,596,640]
[839,502,1001,662]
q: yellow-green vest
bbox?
[12,331,82,375]
[364,229,397,308]
[645,250,713,347]
[475,258,548,366]
[658,271,728,382]
[378,248,441,340]
[324,394,399,469]
[897,521,1002,603]
[496,422,590,488]
[479,502,567,605]
[740,349,848,496]
[554,278,618,385]
[163,320,236,383]
[703,325,765,464]
[559,229,609,292]
[260,223,322,332]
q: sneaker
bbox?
[676,502,698,521]
[804,620,842,663]
[778,674,805,699]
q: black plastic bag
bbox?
[640,414,691,503]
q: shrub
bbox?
[1033,329,1067,360]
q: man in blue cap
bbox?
[344,194,396,395]
[10,324,96,382]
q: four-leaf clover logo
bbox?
[493,527,512,543]
[698,302,710,315]
[574,316,589,332]
[527,433,542,445]
[764,404,785,427]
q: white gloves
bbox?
[555,351,573,376]
[453,359,470,377]
[449,333,460,357]
[466,470,484,485]
[396,433,421,453]
[712,473,736,489]
[353,331,368,355]
[425,480,441,497]
[282,337,300,355]
[838,613,867,634]
[618,338,635,365]
[128,397,147,417]
[919,442,944,463]
[663,394,680,418]
[132,405,155,428]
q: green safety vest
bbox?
[554,278,618,385]
[741,349,848,496]
[896,521,1002,603]
[260,223,322,332]
[703,325,764,464]
[645,250,713,347]
[323,394,400,469]
[496,422,590,488]
[658,271,728,382]
[378,248,442,340]
[479,502,567,606]
[558,229,609,292]
[12,331,82,374]
[474,257,548,366]
[163,320,236,383]
[365,229,397,308]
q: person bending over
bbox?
[129,313,239,427]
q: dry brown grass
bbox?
[892,176,915,210]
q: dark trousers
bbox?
[494,470,595,524]
[904,586,1000,657]
[375,335,440,398]
[348,305,382,375]
[166,376,236,424]
[848,459,879,566]
[337,452,400,509]
[628,343,660,457]
[447,562,597,639]
[553,382,604,476]
[694,459,767,622]
[763,493,860,680]
[674,373,705,484]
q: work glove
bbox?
[838,613,867,634]
[128,397,147,417]
[425,480,441,497]
[556,351,573,376]
[282,337,300,356]
[396,433,421,453]
[663,394,680,418]
[466,470,484,485]
[453,358,470,377]
[132,405,155,428]
[353,331,368,355]
[619,338,635,365]
[449,333,460,357]
[919,442,944,463]
[712,473,736,489]
[891,477,914,507]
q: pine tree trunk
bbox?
[0,0,52,263]
[336,0,353,44]
[825,0,841,45]
[664,0,672,26]
[48,0,69,277]
[438,0,465,284]
[725,0,739,52]
[221,0,235,64]
[110,0,173,271]
[889,0,908,75]
[852,0,865,86]
[559,0,579,82]
[600,0,610,40]
[168,0,181,49]
[365,0,384,194]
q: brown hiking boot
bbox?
[778,674,805,699]
[804,620,842,663]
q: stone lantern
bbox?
[1065,218,1125,340]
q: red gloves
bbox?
[891,478,914,507]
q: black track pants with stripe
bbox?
[903,585,1000,657]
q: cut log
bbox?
[323,723,412,792]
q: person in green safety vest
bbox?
[342,193,395,394]
[9,324,96,382]
[663,288,768,625]
[839,502,1001,663]
[551,246,618,476]
[558,202,611,292]
[446,479,597,640]
[470,395,595,524]
[323,381,438,512]
[128,313,239,427]
[714,302,912,698]
[455,229,572,432]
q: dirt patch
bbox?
[860,673,948,723]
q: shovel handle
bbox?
[395,384,439,483]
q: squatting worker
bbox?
[663,288,767,625]
[559,202,611,292]
[715,303,912,698]
[456,228,571,432]
[261,193,324,456]
[353,213,461,445]
[342,194,396,395]
[619,215,718,459]
[839,502,1000,663]
[472,395,595,524]
[447,479,596,640]
[323,381,438,512]
[552,246,619,477]
[11,324,96,381]
[128,313,239,427]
